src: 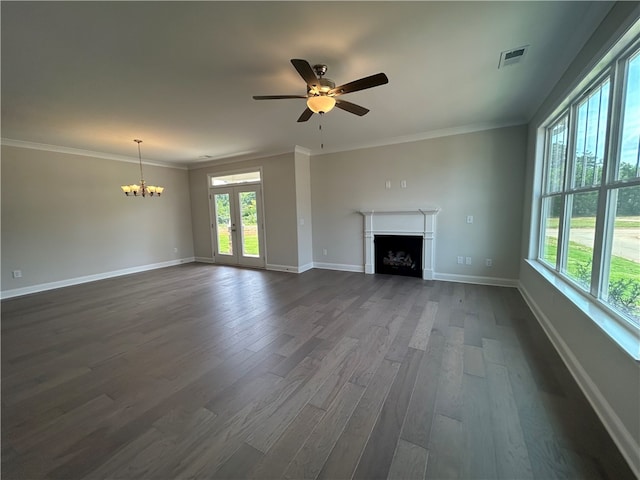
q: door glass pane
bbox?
[545,115,569,193]
[618,50,640,181]
[541,195,562,267]
[215,193,232,255]
[604,185,640,324]
[239,191,259,257]
[572,79,609,188]
[563,191,598,290]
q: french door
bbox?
[210,184,265,268]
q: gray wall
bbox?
[310,125,527,282]
[519,2,640,473]
[188,152,300,270]
[1,145,194,295]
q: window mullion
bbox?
[588,72,615,296]
[558,109,577,273]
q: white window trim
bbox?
[527,260,639,360]
[207,167,263,188]
[532,26,640,361]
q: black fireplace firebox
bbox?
[374,235,423,278]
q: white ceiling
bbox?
[1,1,613,167]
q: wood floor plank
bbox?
[399,328,445,449]
[384,312,421,363]
[462,344,486,378]
[284,381,365,479]
[353,347,424,480]
[270,336,324,377]
[461,373,497,479]
[349,315,404,388]
[75,427,165,480]
[387,438,429,480]
[246,336,360,453]
[463,312,483,347]
[211,442,264,480]
[433,326,464,421]
[318,359,401,480]
[1,265,633,480]
[424,413,463,479]
[485,362,533,479]
[247,404,326,479]
[408,301,438,351]
[481,337,505,365]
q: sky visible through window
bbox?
[620,50,640,173]
[571,51,639,176]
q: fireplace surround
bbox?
[359,209,439,280]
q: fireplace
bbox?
[359,209,440,280]
[375,235,423,277]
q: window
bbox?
[210,170,261,186]
[538,39,640,328]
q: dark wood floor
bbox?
[1,264,634,479]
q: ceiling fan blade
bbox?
[291,59,318,87]
[335,99,370,116]
[329,72,389,96]
[297,108,314,122]
[253,95,307,100]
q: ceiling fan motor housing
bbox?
[308,77,335,95]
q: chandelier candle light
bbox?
[121,139,164,197]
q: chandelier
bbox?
[120,139,164,197]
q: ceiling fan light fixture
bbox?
[307,95,336,114]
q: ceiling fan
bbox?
[253,59,389,122]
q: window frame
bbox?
[535,34,640,349]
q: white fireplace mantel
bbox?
[359,209,440,280]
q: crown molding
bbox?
[2,120,527,171]
[308,119,528,156]
[188,147,296,170]
[294,145,312,156]
[1,138,187,170]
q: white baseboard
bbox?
[266,263,301,273]
[194,260,311,273]
[1,258,195,300]
[433,272,518,287]
[518,283,640,478]
[194,257,215,264]
[313,262,365,273]
[298,262,314,273]
[311,264,517,285]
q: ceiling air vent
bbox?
[498,45,529,69]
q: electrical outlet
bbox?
[485,258,493,267]
[385,180,391,189]
[173,247,178,253]
[466,215,474,224]
[12,270,22,279]
[457,256,463,264]
[401,180,407,188]
[323,249,328,256]
[465,256,472,265]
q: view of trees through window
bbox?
[540,44,640,325]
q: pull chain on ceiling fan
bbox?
[253,59,389,122]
